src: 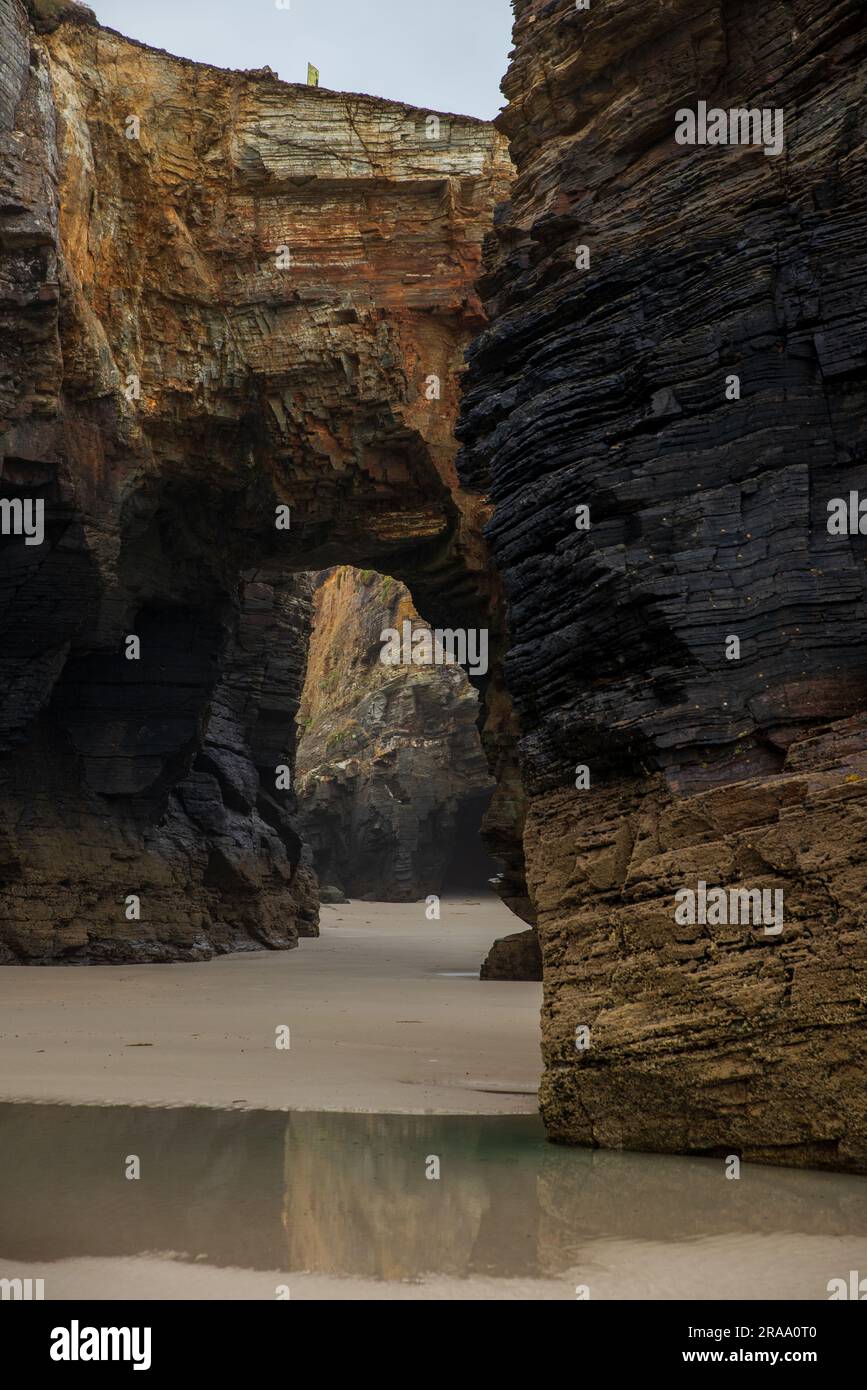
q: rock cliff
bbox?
[457,0,867,1168]
[0,0,514,959]
[3,0,865,1174]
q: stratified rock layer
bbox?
[0,0,513,959]
[296,567,497,901]
[458,0,867,1169]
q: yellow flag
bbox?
[307,63,319,87]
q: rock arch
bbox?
[0,1,521,960]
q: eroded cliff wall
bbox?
[458,0,867,1169]
[0,0,514,959]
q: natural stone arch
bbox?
[0,2,523,960]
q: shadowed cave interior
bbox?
[0,455,530,966]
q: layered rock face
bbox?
[296,567,498,901]
[458,0,867,1168]
[5,0,862,1178]
[0,0,513,959]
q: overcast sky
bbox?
[89,0,514,120]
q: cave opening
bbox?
[0,455,531,966]
[295,565,504,905]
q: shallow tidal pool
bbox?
[0,1104,865,1300]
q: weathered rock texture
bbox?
[0,0,514,959]
[457,0,867,1169]
[296,566,498,900]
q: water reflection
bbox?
[0,1104,865,1297]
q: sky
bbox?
[89,0,515,121]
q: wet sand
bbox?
[6,1235,867,1300]
[0,898,542,1114]
[4,923,866,1303]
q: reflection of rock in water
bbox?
[0,1103,287,1269]
[2,1103,866,1287]
[281,1112,545,1280]
[535,1145,867,1278]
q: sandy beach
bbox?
[0,898,542,1114]
[4,902,866,1305]
[8,1233,867,1301]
